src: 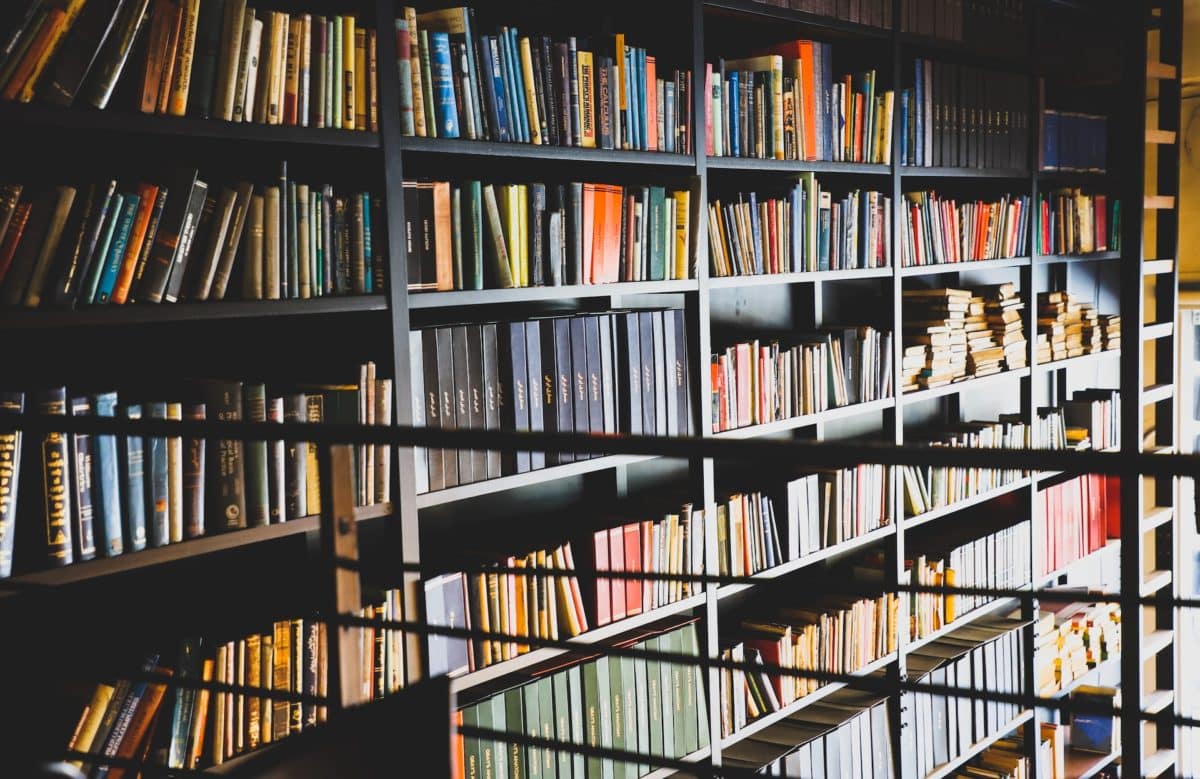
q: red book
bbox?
[646,56,658,151]
[1105,475,1121,538]
[766,201,778,273]
[593,529,611,627]
[581,183,596,283]
[608,526,626,622]
[106,669,173,779]
[704,62,713,156]
[0,201,31,287]
[623,523,642,617]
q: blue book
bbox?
[914,60,924,167]
[93,653,161,779]
[664,81,675,154]
[92,391,123,557]
[497,30,522,142]
[508,28,529,143]
[821,43,833,162]
[748,192,763,274]
[482,36,511,142]
[81,192,124,305]
[899,89,909,165]
[429,31,460,139]
[1042,109,1060,171]
[145,401,168,548]
[94,193,140,304]
[68,395,97,562]
[362,193,373,291]
[728,70,740,157]
[122,404,147,553]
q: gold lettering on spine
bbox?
[43,433,71,560]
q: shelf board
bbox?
[400,135,695,167]
[1147,61,1179,80]
[707,266,892,288]
[907,595,1025,654]
[415,454,657,508]
[1142,383,1175,405]
[1143,321,1174,340]
[1143,259,1175,275]
[899,256,1031,276]
[1044,655,1120,701]
[1142,505,1174,531]
[1140,629,1173,662]
[703,0,892,38]
[1142,749,1176,777]
[1143,688,1174,715]
[642,745,711,779]
[1140,569,1172,598]
[1035,349,1119,372]
[1064,749,1118,779]
[408,280,698,308]
[903,478,1032,532]
[901,367,1030,404]
[1033,445,1119,486]
[1144,195,1176,210]
[717,651,898,751]
[712,397,894,440]
[0,101,380,147]
[705,156,890,174]
[1,295,389,330]
[922,709,1035,779]
[448,592,706,696]
[1034,251,1121,265]
[3,502,392,590]
[716,525,897,599]
[1146,129,1178,145]
[899,165,1031,179]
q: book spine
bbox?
[84,0,150,109]
[37,388,73,566]
[395,19,414,134]
[284,394,308,519]
[243,384,269,527]
[266,397,285,523]
[167,0,200,115]
[189,0,225,118]
[342,15,356,130]
[0,392,22,577]
[205,382,246,531]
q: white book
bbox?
[238,16,263,123]
[299,14,311,126]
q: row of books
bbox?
[1040,111,1107,173]
[1036,293,1119,363]
[721,689,894,776]
[453,620,708,779]
[706,50,894,164]
[1034,598,1120,697]
[900,284,1028,392]
[958,731,1036,779]
[898,191,1029,268]
[0,365,388,578]
[2,1,377,131]
[720,590,898,736]
[900,60,1029,170]
[396,7,692,154]
[1034,190,1120,257]
[410,310,691,492]
[907,519,1032,640]
[0,170,381,310]
[1038,474,1116,577]
[901,617,1028,778]
[899,0,1025,44]
[899,417,1029,517]
[1034,390,1120,452]
[711,326,893,432]
[404,180,692,293]
[747,0,893,29]
[707,180,892,277]
[66,595,402,773]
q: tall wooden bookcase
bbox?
[0,0,1184,777]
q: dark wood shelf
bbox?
[408,280,698,309]
[898,33,1030,71]
[703,0,892,38]
[400,135,695,168]
[1,295,389,330]
[899,256,1031,276]
[707,266,892,288]
[706,156,890,175]
[0,101,380,148]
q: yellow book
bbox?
[168,0,201,116]
[354,27,367,130]
[944,567,957,623]
[264,12,287,125]
[513,557,528,653]
[404,7,426,137]
[342,15,356,130]
[517,184,529,286]
[577,50,596,148]
[501,184,519,284]
[16,0,86,103]
[166,402,183,542]
[673,190,690,280]
[553,546,584,637]
[67,683,116,768]
[614,33,626,147]
[519,37,542,145]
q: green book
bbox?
[620,655,639,778]
[633,653,650,776]
[658,632,676,759]
[468,180,483,290]
[536,677,556,779]
[451,185,464,290]
[596,656,615,779]
[504,688,525,779]
[462,704,482,779]
[476,698,496,779]
[648,186,666,281]
[521,683,540,779]
[669,630,688,757]
[419,28,437,139]
[645,636,664,763]
[566,665,586,778]
[683,624,708,750]
[553,670,574,778]
[490,695,508,779]
[608,653,627,779]
[582,659,603,779]
[243,383,269,526]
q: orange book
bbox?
[759,40,816,161]
[187,658,215,768]
[2,9,65,102]
[588,184,607,284]
[645,56,657,151]
[432,181,453,290]
[107,669,173,779]
[451,710,464,779]
[111,184,160,304]
[141,0,180,113]
[854,92,865,161]
[156,2,185,114]
[597,185,623,284]
[513,556,528,653]
[561,543,589,633]
[581,183,597,282]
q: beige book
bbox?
[167,0,201,115]
[215,0,247,120]
[235,12,261,122]
[263,187,280,299]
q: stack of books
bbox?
[403,179,691,292]
[982,282,1028,370]
[0,365,388,579]
[1036,292,1116,362]
[901,285,1026,391]
[906,520,1032,640]
[1034,599,1121,697]
[1,1,377,129]
[1038,475,1116,577]
[711,326,893,432]
[396,8,693,153]
[1099,314,1120,351]
[720,591,899,736]
[899,191,1029,268]
[899,417,1029,517]
[0,168,381,309]
[708,177,892,277]
[706,49,894,164]
[1035,190,1119,256]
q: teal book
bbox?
[121,404,147,553]
[461,704,482,779]
[94,192,140,303]
[145,401,168,548]
[552,671,573,778]
[490,694,509,779]
[668,629,689,756]
[92,391,123,557]
[362,192,373,292]
[596,655,614,779]
[469,180,483,290]
[535,677,555,779]
[243,383,269,527]
[80,192,124,304]
[505,686,527,779]
[648,186,667,281]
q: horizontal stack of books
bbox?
[706,48,894,163]
[0,168,381,309]
[0,365,388,578]
[1036,292,1117,363]
[1034,598,1121,697]
[711,326,892,432]
[708,177,892,276]
[411,310,691,492]
[906,520,1032,640]
[1035,189,1119,255]
[404,179,691,292]
[899,191,1029,267]
[396,8,693,153]
[720,591,899,736]
[1099,314,1120,351]
[1038,474,1116,577]
[899,417,1029,517]
[2,1,377,129]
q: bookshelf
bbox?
[0,0,1180,776]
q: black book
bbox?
[188,0,226,118]
[615,312,642,435]
[529,183,546,287]
[182,402,205,539]
[553,317,576,464]
[539,36,559,147]
[43,183,95,307]
[451,325,474,485]
[598,314,617,436]
[523,320,546,472]
[547,184,565,286]
[463,325,488,481]
[552,42,571,147]
[53,179,116,307]
[161,179,211,303]
[498,321,530,475]
[435,326,460,488]
[201,380,246,531]
[418,184,438,290]
[134,168,200,303]
[266,397,286,526]
[596,55,613,150]
[36,387,73,566]
[68,396,97,563]
[637,311,657,435]
[278,161,288,297]
[528,38,550,145]
[567,182,583,285]
[479,322,502,479]
[420,329,446,490]
[669,309,690,436]
[569,316,591,461]
[0,190,52,306]
[583,315,604,451]
[37,0,124,106]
